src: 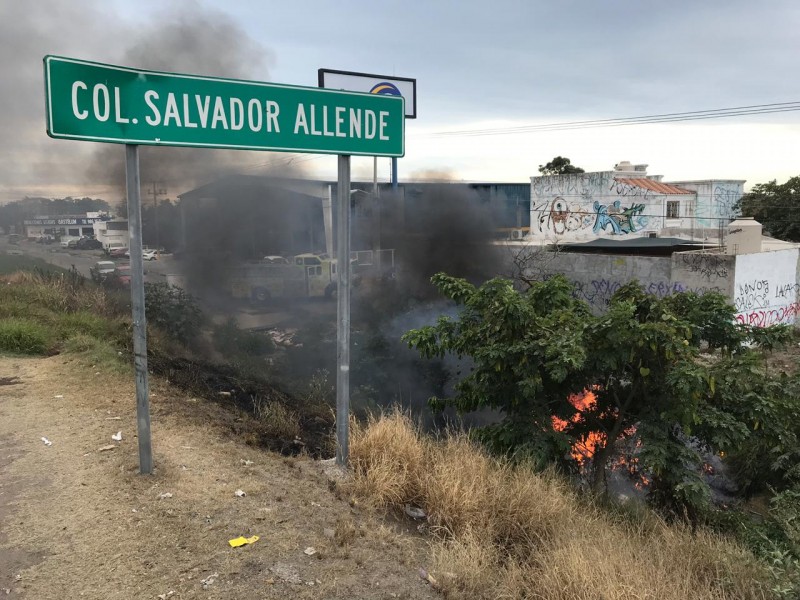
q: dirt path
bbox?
[0,355,436,599]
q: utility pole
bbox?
[146,183,167,257]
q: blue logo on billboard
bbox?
[369,82,402,96]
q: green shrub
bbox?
[144,282,203,344]
[0,318,51,355]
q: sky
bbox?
[2,0,799,204]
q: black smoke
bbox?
[83,7,301,198]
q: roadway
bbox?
[10,239,175,283]
[6,237,334,331]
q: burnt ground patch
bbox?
[149,354,334,458]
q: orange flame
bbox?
[552,389,650,489]
[552,390,605,465]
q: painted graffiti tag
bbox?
[735,302,800,327]
[571,279,723,309]
[612,180,651,198]
[531,172,612,197]
[734,279,770,311]
[775,282,800,300]
[592,200,647,235]
[679,254,729,281]
[537,196,593,235]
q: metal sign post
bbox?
[44,55,405,473]
[335,155,351,466]
[124,144,153,474]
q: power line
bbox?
[432,101,800,137]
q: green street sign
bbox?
[43,56,405,157]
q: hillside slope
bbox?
[0,356,435,599]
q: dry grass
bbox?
[348,410,774,600]
[349,410,426,509]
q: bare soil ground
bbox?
[0,355,437,600]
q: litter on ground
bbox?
[229,535,259,548]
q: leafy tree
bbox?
[403,273,794,516]
[737,176,800,242]
[538,156,585,176]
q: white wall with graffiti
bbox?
[732,248,800,327]
[515,242,800,327]
[529,168,744,242]
[668,180,745,229]
[531,171,684,241]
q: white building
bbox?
[530,161,744,242]
[93,220,128,250]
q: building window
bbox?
[666,200,680,219]
[68,228,80,236]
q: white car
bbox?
[142,249,158,261]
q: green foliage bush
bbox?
[0,318,51,355]
[403,273,798,519]
[144,282,203,344]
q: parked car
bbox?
[108,247,128,258]
[142,249,158,261]
[90,260,117,283]
[107,264,131,288]
[262,255,289,264]
[76,238,103,250]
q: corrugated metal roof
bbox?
[615,178,694,195]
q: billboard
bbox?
[319,69,416,119]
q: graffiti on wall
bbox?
[536,197,649,236]
[531,172,613,197]
[678,253,729,281]
[572,278,723,309]
[736,302,800,327]
[732,250,799,327]
[734,279,770,312]
[592,200,647,235]
[537,197,593,235]
[696,183,743,227]
[611,180,652,198]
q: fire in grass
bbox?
[552,389,650,491]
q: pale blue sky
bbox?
[2,0,799,202]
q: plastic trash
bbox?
[112,431,122,442]
[41,437,52,446]
[304,546,317,556]
[228,535,259,548]
[234,489,246,497]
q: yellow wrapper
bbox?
[228,535,259,547]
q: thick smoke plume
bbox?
[83,8,303,198]
[387,184,505,297]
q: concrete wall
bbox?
[529,173,745,243]
[530,171,691,242]
[668,180,744,228]
[535,247,798,326]
[670,250,733,298]
[732,248,800,326]
[539,252,674,312]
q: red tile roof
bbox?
[615,178,694,195]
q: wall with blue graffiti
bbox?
[666,180,744,229]
[529,169,741,242]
